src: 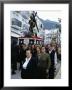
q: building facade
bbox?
[44,29,61,45]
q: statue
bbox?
[29,11,39,36]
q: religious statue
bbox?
[29,11,39,36]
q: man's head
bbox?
[26,49,32,58]
[41,46,46,53]
[50,44,55,51]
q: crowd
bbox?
[11,42,61,79]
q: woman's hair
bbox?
[36,46,41,50]
[26,48,32,54]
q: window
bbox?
[12,18,22,27]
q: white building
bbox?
[44,28,61,45]
[11,11,24,37]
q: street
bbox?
[55,67,61,79]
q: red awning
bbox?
[32,36,42,39]
[18,36,42,40]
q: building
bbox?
[44,29,61,45]
[11,11,24,45]
[11,11,44,45]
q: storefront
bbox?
[18,36,43,45]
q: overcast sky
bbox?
[37,11,61,22]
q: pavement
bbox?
[11,61,61,79]
[55,67,61,79]
[11,63,21,79]
[55,61,61,79]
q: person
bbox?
[11,41,18,75]
[36,46,41,60]
[36,46,42,78]
[54,45,58,65]
[16,45,21,63]
[48,44,56,79]
[19,44,27,70]
[37,46,51,79]
[31,45,37,57]
[45,44,50,54]
[57,46,61,61]
[21,49,38,79]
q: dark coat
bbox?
[49,50,55,79]
[11,45,18,70]
[50,50,55,66]
[21,57,38,79]
[37,53,51,79]
[19,48,26,62]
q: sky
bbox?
[37,10,61,22]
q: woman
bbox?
[36,46,41,60]
[36,46,42,78]
[21,49,38,79]
[31,45,37,57]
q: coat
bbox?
[38,53,51,70]
[11,45,18,70]
[37,53,51,79]
[49,50,55,79]
[21,56,38,79]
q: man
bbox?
[37,46,51,79]
[11,41,18,74]
[21,49,38,79]
[19,44,27,70]
[48,44,56,79]
[31,45,37,57]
